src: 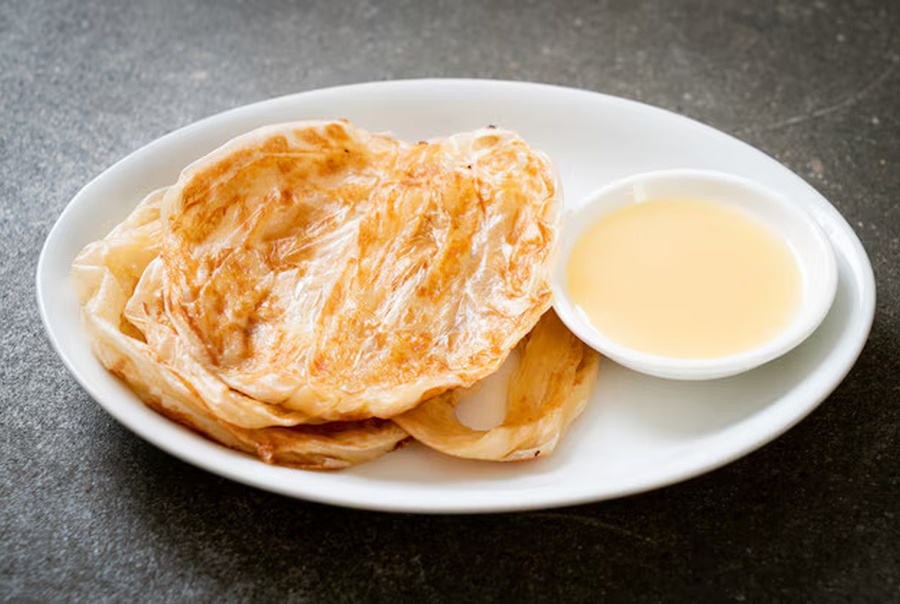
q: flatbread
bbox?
[70,121,592,470]
[159,120,560,422]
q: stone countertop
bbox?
[2,0,898,601]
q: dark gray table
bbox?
[3,0,899,601]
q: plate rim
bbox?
[36,78,877,513]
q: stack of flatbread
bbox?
[72,120,600,470]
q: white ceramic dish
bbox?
[552,169,838,381]
[37,79,875,513]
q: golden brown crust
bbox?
[159,121,560,423]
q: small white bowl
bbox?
[552,169,838,380]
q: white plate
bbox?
[37,79,875,513]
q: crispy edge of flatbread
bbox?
[393,311,600,462]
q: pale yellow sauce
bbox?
[566,199,802,358]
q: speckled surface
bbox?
[2,0,899,601]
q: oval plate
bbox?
[37,79,875,513]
